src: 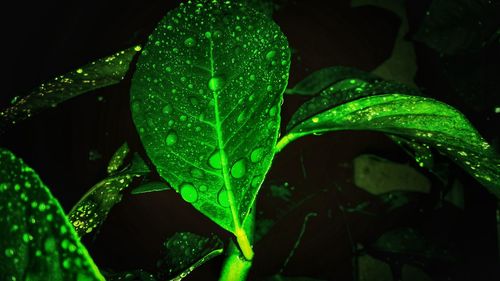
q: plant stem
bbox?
[218,242,253,281]
[219,205,256,281]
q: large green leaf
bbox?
[130,0,290,258]
[278,93,500,198]
[0,148,104,281]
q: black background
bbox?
[1,0,499,280]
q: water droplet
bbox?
[63,259,71,269]
[312,117,319,123]
[266,50,276,60]
[208,150,221,169]
[4,248,14,257]
[189,97,199,106]
[167,25,173,31]
[205,31,212,39]
[180,183,198,203]
[162,104,173,114]
[251,176,261,188]
[250,147,265,163]
[184,37,196,47]
[199,185,208,192]
[266,85,273,92]
[269,105,278,117]
[218,189,229,207]
[208,77,224,91]
[231,159,246,178]
[237,110,248,123]
[165,131,178,146]
[179,115,188,122]
[191,169,203,178]
[249,74,256,81]
[165,66,172,72]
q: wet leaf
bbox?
[107,142,131,174]
[0,46,141,133]
[68,152,150,237]
[285,66,377,96]
[414,0,499,55]
[130,0,290,254]
[280,91,500,198]
[0,148,104,281]
[131,181,171,195]
[388,135,434,169]
[157,232,223,281]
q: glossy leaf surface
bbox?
[69,151,150,237]
[0,46,140,133]
[285,66,377,96]
[281,93,500,197]
[0,148,104,281]
[130,0,290,241]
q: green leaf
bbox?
[130,181,171,195]
[285,66,378,96]
[279,93,500,198]
[0,46,141,133]
[0,148,104,281]
[286,81,420,130]
[107,142,130,174]
[157,232,223,280]
[69,152,150,237]
[130,0,290,257]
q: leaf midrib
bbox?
[208,36,242,233]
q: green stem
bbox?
[275,132,304,153]
[218,242,253,281]
[219,205,256,281]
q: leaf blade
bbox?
[0,148,104,281]
[130,0,290,249]
[281,93,500,197]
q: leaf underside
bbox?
[285,90,500,197]
[130,0,290,233]
[0,148,104,281]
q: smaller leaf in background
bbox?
[157,232,223,281]
[69,149,150,237]
[414,0,499,55]
[285,66,378,96]
[280,92,500,198]
[353,154,431,195]
[107,142,131,175]
[368,227,458,266]
[0,148,104,281]
[351,0,417,86]
[131,181,171,195]
[0,46,141,133]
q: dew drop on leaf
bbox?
[217,189,229,207]
[231,159,246,179]
[208,77,224,91]
[208,150,221,169]
[184,37,196,47]
[250,147,265,163]
[180,183,198,203]
[163,104,173,114]
[166,131,178,146]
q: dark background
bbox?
[1,0,499,280]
